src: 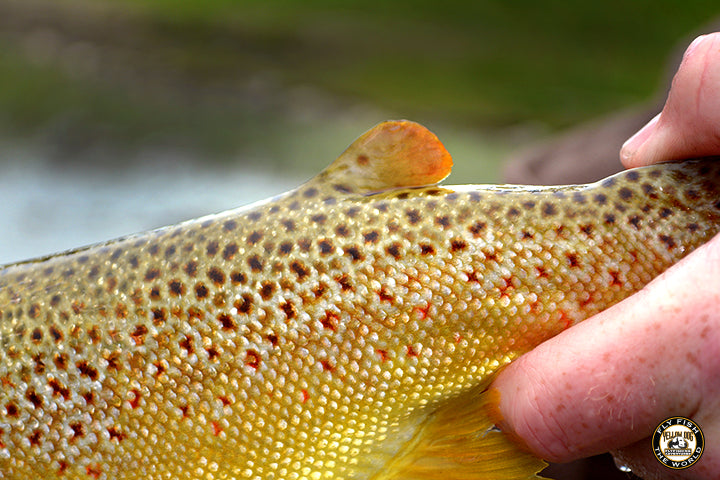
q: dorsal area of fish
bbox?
[0,120,719,480]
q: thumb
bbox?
[621,33,720,168]
[490,234,720,472]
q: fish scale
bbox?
[0,121,719,480]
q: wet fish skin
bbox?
[0,121,718,479]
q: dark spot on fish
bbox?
[50,295,61,307]
[248,211,262,221]
[31,328,42,343]
[195,283,209,299]
[144,268,160,281]
[184,260,198,277]
[345,206,360,218]
[685,189,700,201]
[148,244,160,256]
[298,238,312,252]
[53,353,68,370]
[603,213,616,225]
[105,351,123,371]
[223,220,237,231]
[521,230,533,239]
[290,261,310,280]
[318,239,334,255]
[280,301,296,320]
[335,225,350,237]
[323,196,337,205]
[345,246,364,261]
[234,295,253,315]
[336,275,353,292]
[659,208,673,218]
[374,202,389,212]
[363,231,379,244]
[522,201,536,210]
[507,207,520,218]
[580,224,594,236]
[406,209,421,224]
[450,239,467,252]
[544,203,559,216]
[5,402,18,417]
[115,303,128,319]
[70,422,85,440]
[77,361,99,381]
[593,194,607,205]
[602,177,616,188]
[386,242,402,259]
[609,270,622,286]
[688,223,700,233]
[303,187,318,198]
[231,271,246,284]
[279,242,293,255]
[48,377,70,400]
[435,215,451,228]
[260,281,275,300]
[420,243,435,255]
[25,388,43,408]
[206,241,219,256]
[626,170,640,182]
[208,267,226,286]
[108,426,126,442]
[168,280,184,296]
[49,325,63,342]
[396,192,410,200]
[311,214,327,224]
[150,287,161,301]
[223,243,238,261]
[248,255,264,273]
[217,313,236,331]
[468,221,486,237]
[356,154,369,166]
[619,187,634,201]
[659,234,676,249]
[282,220,296,232]
[628,215,641,229]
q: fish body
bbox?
[0,121,719,479]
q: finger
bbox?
[491,234,720,463]
[621,33,720,168]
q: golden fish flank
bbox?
[1,121,719,480]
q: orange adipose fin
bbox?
[369,385,548,480]
[311,120,453,193]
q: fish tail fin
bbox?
[372,386,548,480]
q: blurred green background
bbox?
[3,0,719,176]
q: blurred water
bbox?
[0,144,303,265]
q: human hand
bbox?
[491,33,720,479]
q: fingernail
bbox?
[620,113,660,164]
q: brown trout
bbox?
[0,121,719,480]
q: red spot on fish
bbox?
[86,464,102,479]
[454,333,463,344]
[321,312,338,331]
[302,390,310,403]
[320,360,334,371]
[498,276,514,296]
[376,349,389,362]
[609,270,622,286]
[466,270,480,283]
[535,266,549,279]
[129,389,141,409]
[406,345,418,357]
[377,287,393,303]
[219,396,231,407]
[413,304,430,319]
[212,422,222,436]
[245,350,261,369]
[58,461,69,475]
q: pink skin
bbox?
[492,33,720,479]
